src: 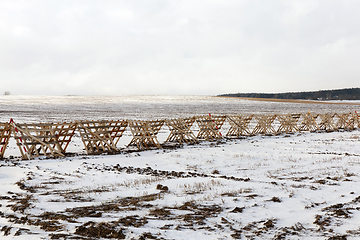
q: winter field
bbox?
[1,95,360,239]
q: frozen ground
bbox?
[1,95,360,239]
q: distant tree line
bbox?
[218,88,360,100]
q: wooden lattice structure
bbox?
[107,120,128,145]
[12,122,68,160]
[276,114,301,134]
[128,120,164,150]
[318,113,337,132]
[0,123,12,159]
[333,112,355,131]
[298,112,319,132]
[334,113,350,130]
[76,120,127,155]
[195,115,226,141]
[252,114,277,135]
[226,114,253,137]
[165,117,198,144]
[342,112,359,130]
[49,122,77,153]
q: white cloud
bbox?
[0,0,359,95]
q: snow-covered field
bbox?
[1,95,360,239]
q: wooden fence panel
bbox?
[252,114,277,135]
[12,122,66,160]
[335,113,351,130]
[195,115,226,141]
[276,114,301,134]
[343,112,359,130]
[128,120,164,150]
[344,113,359,131]
[106,120,128,145]
[318,113,337,132]
[76,120,121,155]
[226,114,253,137]
[165,117,197,144]
[298,112,319,132]
[52,122,78,153]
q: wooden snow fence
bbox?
[252,114,277,135]
[11,122,74,160]
[318,113,337,132]
[165,117,198,144]
[335,112,359,130]
[298,112,319,132]
[340,112,359,130]
[276,114,301,134]
[128,119,164,150]
[2,110,360,160]
[226,114,253,137]
[195,115,226,141]
[335,113,351,130]
[348,112,360,130]
[76,120,127,155]
[0,122,11,159]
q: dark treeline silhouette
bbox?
[218,88,360,100]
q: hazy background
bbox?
[1,0,359,95]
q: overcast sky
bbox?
[1,0,360,96]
